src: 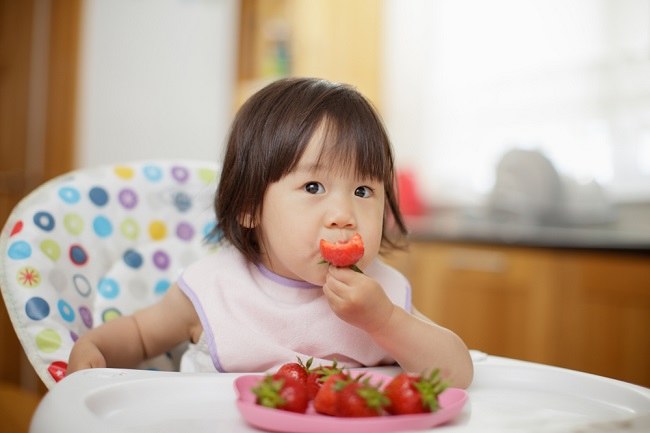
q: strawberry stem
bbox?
[349,264,363,273]
[319,260,364,274]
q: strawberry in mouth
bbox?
[319,232,364,272]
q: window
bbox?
[383,0,650,206]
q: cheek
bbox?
[367,235,383,258]
[358,229,383,267]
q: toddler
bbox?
[67,78,473,388]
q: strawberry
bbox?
[305,370,321,400]
[383,369,448,415]
[320,232,364,270]
[335,378,389,417]
[252,374,309,413]
[306,359,343,400]
[276,360,310,385]
[313,372,349,416]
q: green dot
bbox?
[198,168,217,184]
[64,213,84,235]
[102,308,121,323]
[35,328,62,353]
[103,310,120,323]
[40,239,61,261]
[120,218,140,240]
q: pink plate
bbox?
[234,372,468,433]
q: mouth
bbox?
[318,233,364,268]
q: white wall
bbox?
[75,0,238,168]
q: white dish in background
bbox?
[30,356,650,433]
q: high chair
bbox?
[6,161,650,433]
[0,160,219,389]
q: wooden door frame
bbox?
[0,0,81,392]
[44,0,81,180]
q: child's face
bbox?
[256,127,385,286]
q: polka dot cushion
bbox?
[0,160,219,388]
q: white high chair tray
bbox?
[31,355,650,433]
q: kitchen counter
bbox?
[404,209,650,253]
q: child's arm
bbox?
[322,267,474,388]
[367,306,474,388]
[67,283,201,375]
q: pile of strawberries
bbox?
[251,358,448,418]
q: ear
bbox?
[238,212,257,228]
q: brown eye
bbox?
[304,182,325,194]
[355,186,373,198]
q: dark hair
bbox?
[213,77,407,263]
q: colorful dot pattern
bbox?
[0,160,219,388]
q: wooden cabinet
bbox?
[236,0,381,108]
[383,242,650,387]
[556,252,650,386]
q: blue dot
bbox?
[93,215,113,237]
[69,245,88,265]
[123,249,143,268]
[8,241,31,259]
[33,211,55,231]
[154,279,171,295]
[203,220,217,237]
[57,299,75,322]
[58,187,81,204]
[25,297,50,320]
[89,187,109,206]
[98,278,120,299]
[173,192,192,212]
[143,165,163,182]
[204,221,222,243]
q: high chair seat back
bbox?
[0,160,219,388]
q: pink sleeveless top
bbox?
[177,244,412,372]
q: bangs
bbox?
[308,112,392,182]
[262,79,394,184]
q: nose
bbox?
[324,195,356,229]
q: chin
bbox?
[306,270,327,287]
[309,275,326,287]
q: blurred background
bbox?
[4,0,650,221]
[1,0,649,428]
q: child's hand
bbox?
[67,337,108,375]
[321,266,395,333]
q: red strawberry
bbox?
[276,361,309,385]
[320,232,364,270]
[384,369,448,415]
[306,359,343,400]
[313,372,349,416]
[252,374,309,413]
[336,379,389,417]
[306,371,321,400]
